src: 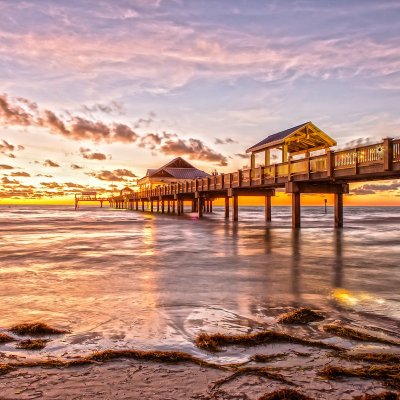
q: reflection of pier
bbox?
[74,191,108,209]
[106,122,400,228]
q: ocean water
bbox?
[0,205,399,359]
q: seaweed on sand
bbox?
[331,351,400,364]
[211,366,294,390]
[355,392,399,400]
[323,323,399,345]
[16,339,48,350]
[87,349,224,369]
[277,308,324,325]
[0,364,15,375]
[251,353,288,363]
[10,322,68,336]
[195,331,341,352]
[319,365,400,389]
[258,389,313,400]
[0,333,15,344]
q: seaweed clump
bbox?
[0,333,15,344]
[10,322,68,336]
[87,349,223,369]
[323,323,399,345]
[0,364,15,376]
[212,366,293,390]
[354,392,399,400]
[332,351,400,365]
[195,330,340,352]
[277,308,324,324]
[251,353,287,363]
[258,389,313,400]
[319,365,400,389]
[16,339,48,350]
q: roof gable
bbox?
[246,121,336,154]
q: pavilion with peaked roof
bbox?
[137,157,210,191]
[246,121,337,169]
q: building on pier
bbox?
[246,121,337,168]
[137,157,210,191]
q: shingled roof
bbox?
[141,157,210,181]
[246,121,336,154]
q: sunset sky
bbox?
[1,0,400,205]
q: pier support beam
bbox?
[224,197,229,219]
[197,197,203,218]
[334,193,344,228]
[150,200,154,213]
[232,195,238,221]
[141,200,145,211]
[157,200,160,212]
[161,200,165,214]
[172,200,176,214]
[265,195,272,222]
[167,200,171,213]
[292,193,301,228]
[210,200,213,213]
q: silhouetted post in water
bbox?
[324,198,327,213]
[161,200,165,214]
[150,200,154,212]
[135,200,139,210]
[180,200,184,214]
[172,200,176,214]
[210,200,213,213]
[167,200,171,213]
[265,195,271,222]
[141,200,145,211]
[157,199,160,212]
[334,229,343,287]
[177,200,181,215]
[197,197,203,218]
[224,197,229,219]
[334,193,343,228]
[233,195,238,221]
[292,193,301,228]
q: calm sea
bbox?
[0,205,399,359]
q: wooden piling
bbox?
[334,193,344,228]
[224,197,229,219]
[292,192,301,228]
[232,195,238,221]
[265,195,271,222]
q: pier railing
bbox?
[114,138,400,202]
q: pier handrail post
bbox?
[383,138,393,171]
[327,150,334,177]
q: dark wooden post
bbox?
[100,200,103,208]
[210,200,213,213]
[224,197,229,219]
[161,200,165,214]
[157,200,160,212]
[177,200,181,215]
[292,193,301,228]
[141,200,145,211]
[197,197,203,218]
[172,200,176,214]
[334,193,344,228]
[265,195,271,222]
[150,200,154,213]
[180,200,184,214]
[383,138,393,171]
[136,200,139,211]
[233,195,238,221]
[167,200,171,213]
[326,150,334,177]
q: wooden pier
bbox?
[75,191,108,209]
[105,123,400,228]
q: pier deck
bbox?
[109,138,399,227]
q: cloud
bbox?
[215,138,237,145]
[352,181,400,195]
[88,168,137,182]
[235,153,248,159]
[71,164,83,170]
[43,159,60,167]
[36,174,53,177]
[0,164,14,169]
[10,171,30,177]
[160,137,228,166]
[80,147,108,160]
[40,181,64,189]
[64,182,85,188]
[81,101,125,115]
[113,124,138,143]
[139,133,163,150]
[0,94,34,126]
[0,138,25,157]
[1,176,20,185]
